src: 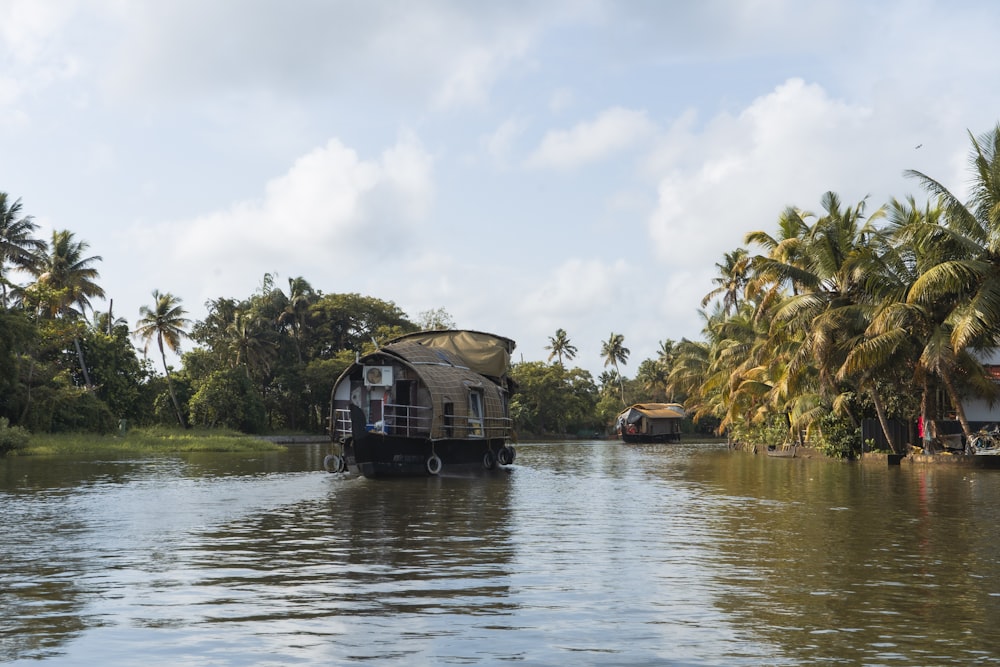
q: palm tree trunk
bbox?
[614,362,626,405]
[159,335,186,428]
[19,356,34,424]
[940,367,972,441]
[870,386,899,454]
[73,337,93,388]
[920,376,931,453]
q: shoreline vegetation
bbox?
[12,427,287,457]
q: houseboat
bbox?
[325,329,517,477]
[616,403,686,443]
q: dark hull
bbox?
[766,446,797,458]
[620,433,681,444]
[339,432,515,478]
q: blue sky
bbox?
[2,0,999,378]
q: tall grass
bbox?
[15,426,286,456]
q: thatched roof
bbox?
[618,403,687,422]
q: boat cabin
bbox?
[616,403,686,443]
[330,330,516,443]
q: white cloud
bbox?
[548,87,575,114]
[114,135,435,317]
[518,257,629,327]
[526,107,656,169]
[481,117,528,166]
[0,0,71,64]
[646,78,892,267]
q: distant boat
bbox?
[326,330,518,478]
[616,403,686,443]
[766,445,797,458]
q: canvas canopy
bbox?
[386,330,515,379]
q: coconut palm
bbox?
[30,229,105,319]
[0,194,46,307]
[701,247,750,316]
[28,229,106,387]
[134,290,190,427]
[770,193,887,403]
[600,332,630,404]
[906,123,1000,352]
[864,195,994,445]
[545,328,578,366]
[744,206,813,310]
[227,309,277,382]
[278,276,315,364]
[666,337,712,419]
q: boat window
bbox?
[468,390,484,437]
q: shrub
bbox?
[814,412,860,459]
[0,417,30,455]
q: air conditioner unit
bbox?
[363,365,393,387]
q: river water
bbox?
[2,440,1000,666]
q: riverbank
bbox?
[14,427,286,456]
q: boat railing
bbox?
[332,407,513,440]
[331,404,434,438]
[331,408,352,440]
[382,403,433,437]
[447,416,513,439]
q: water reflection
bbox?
[4,443,1000,664]
[692,451,1000,664]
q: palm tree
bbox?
[31,229,105,318]
[907,123,1000,352]
[227,309,276,382]
[600,332,630,404]
[30,229,106,387]
[770,193,887,403]
[701,247,750,316]
[278,276,315,364]
[134,290,190,427]
[545,328,577,366]
[0,193,46,307]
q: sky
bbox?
[2,0,999,379]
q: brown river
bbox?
[2,440,1000,666]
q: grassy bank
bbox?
[14,426,286,457]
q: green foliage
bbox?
[509,361,599,436]
[151,374,192,426]
[0,309,35,421]
[730,414,791,448]
[188,368,267,433]
[813,411,860,459]
[0,417,29,454]
[78,324,150,421]
[22,376,116,433]
[416,307,455,330]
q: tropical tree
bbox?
[907,123,1000,353]
[277,276,316,364]
[635,358,668,402]
[701,247,750,316]
[30,230,105,319]
[226,309,277,383]
[26,230,105,387]
[767,193,887,406]
[0,194,46,307]
[600,332,630,404]
[416,307,455,331]
[134,290,190,427]
[545,328,578,366]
